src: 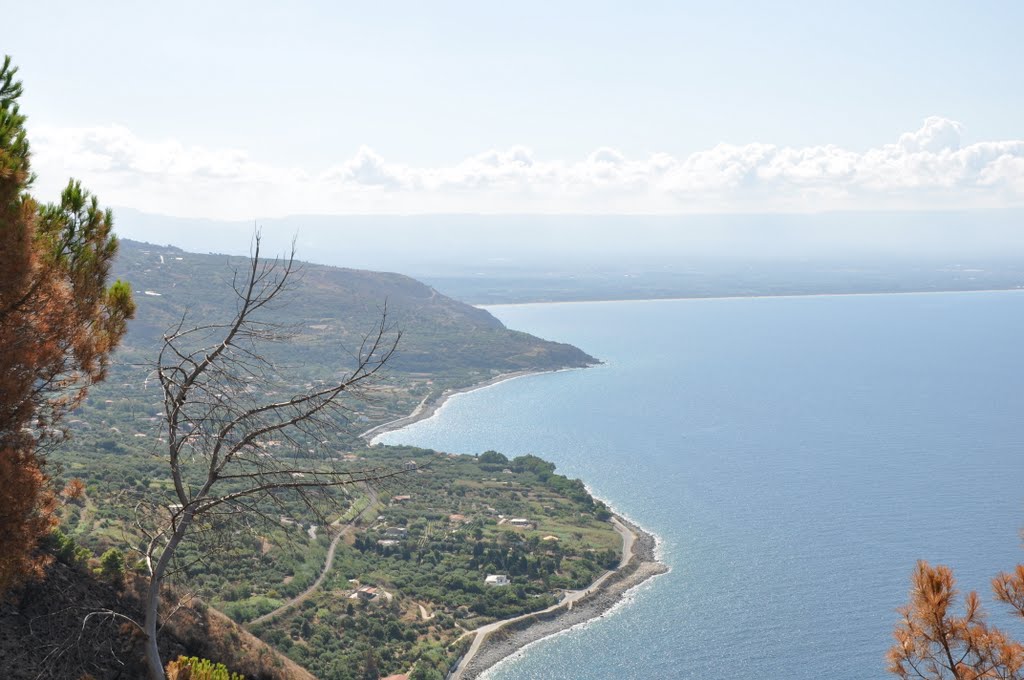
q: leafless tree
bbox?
[133,236,404,680]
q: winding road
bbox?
[247,485,379,627]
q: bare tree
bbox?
[134,236,404,680]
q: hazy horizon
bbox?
[113,207,1024,276]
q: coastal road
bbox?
[613,517,634,569]
[359,394,432,442]
[358,370,546,443]
[448,518,635,680]
[247,485,379,627]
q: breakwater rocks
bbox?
[456,518,668,679]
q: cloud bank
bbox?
[28,117,1024,219]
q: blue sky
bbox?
[4,1,1023,218]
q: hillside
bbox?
[0,559,315,680]
[247,446,621,680]
[8,239,606,679]
[6,444,622,680]
[56,239,597,463]
[113,239,595,378]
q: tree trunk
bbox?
[144,513,192,680]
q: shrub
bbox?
[98,548,125,580]
[165,655,244,680]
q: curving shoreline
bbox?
[448,515,668,680]
[361,365,668,680]
[359,368,570,444]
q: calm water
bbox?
[377,292,1024,680]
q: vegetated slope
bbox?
[5,241,599,679]
[113,239,596,378]
[248,446,621,680]
[0,560,315,680]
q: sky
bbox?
[4,1,1024,220]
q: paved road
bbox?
[613,517,634,569]
[248,485,379,627]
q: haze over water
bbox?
[377,291,1024,679]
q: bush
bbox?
[98,548,125,580]
[166,655,245,680]
[477,451,508,465]
[46,528,91,568]
[410,661,444,680]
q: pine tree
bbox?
[0,55,134,595]
[98,548,126,581]
[888,559,1024,679]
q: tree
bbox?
[362,649,380,680]
[409,661,444,680]
[99,547,126,582]
[0,55,134,595]
[477,450,508,465]
[130,237,403,679]
[888,559,1024,680]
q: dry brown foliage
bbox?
[62,478,87,501]
[0,446,57,589]
[0,55,134,596]
[889,560,1024,680]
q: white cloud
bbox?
[26,118,1024,219]
[322,146,413,189]
[897,116,962,153]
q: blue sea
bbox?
[376,292,1024,680]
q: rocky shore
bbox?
[450,517,669,680]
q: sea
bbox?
[375,291,1024,680]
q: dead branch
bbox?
[133,232,404,680]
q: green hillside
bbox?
[63,239,597,451]
[114,239,595,378]
[52,237,600,565]
[23,239,610,679]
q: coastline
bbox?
[479,286,1024,309]
[359,368,576,444]
[364,363,668,680]
[449,515,669,680]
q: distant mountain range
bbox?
[110,210,1024,304]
